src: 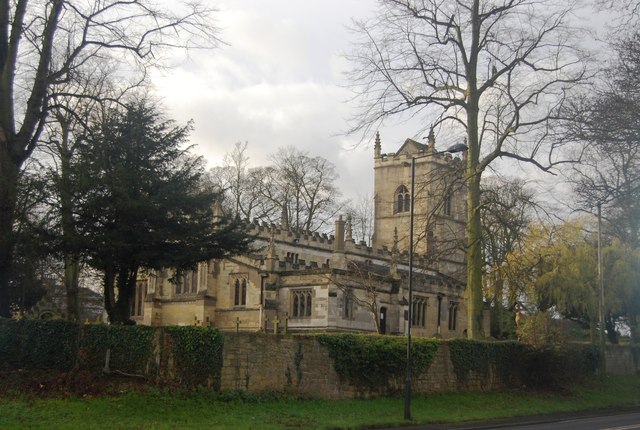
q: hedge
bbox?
[0,318,224,388]
[316,333,439,390]
[447,339,600,388]
[0,319,604,393]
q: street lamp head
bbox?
[444,143,468,154]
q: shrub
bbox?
[79,324,156,374]
[448,339,523,386]
[164,326,224,388]
[0,318,78,370]
[316,333,439,391]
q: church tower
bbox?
[372,132,467,277]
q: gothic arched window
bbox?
[233,278,247,306]
[395,185,410,214]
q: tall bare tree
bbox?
[347,0,589,338]
[270,147,342,232]
[0,0,221,316]
[346,193,375,245]
[566,31,640,248]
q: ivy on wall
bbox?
[0,319,224,389]
[447,339,600,388]
[0,319,78,370]
[164,326,224,388]
[316,333,439,390]
[79,324,156,374]
[448,339,523,385]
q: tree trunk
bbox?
[605,314,618,344]
[464,0,485,340]
[466,169,485,339]
[629,312,639,344]
[111,266,137,325]
[0,147,19,317]
[104,264,117,322]
[64,256,81,322]
[491,276,505,338]
[58,123,82,322]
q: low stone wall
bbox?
[606,345,638,375]
[221,333,600,399]
[221,334,345,398]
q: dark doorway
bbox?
[379,307,387,334]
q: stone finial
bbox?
[333,215,345,252]
[374,131,381,158]
[280,204,289,230]
[345,215,354,243]
[390,227,399,278]
[427,126,436,150]
[266,229,276,259]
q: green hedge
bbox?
[79,324,156,374]
[0,319,78,370]
[521,343,600,387]
[316,333,439,390]
[0,318,224,388]
[448,339,523,385]
[164,326,224,388]
[447,339,600,388]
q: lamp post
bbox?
[404,142,467,421]
[597,203,606,378]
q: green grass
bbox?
[0,375,638,430]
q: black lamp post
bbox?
[404,142,467,421]
[597,203,606,377]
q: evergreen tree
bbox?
[75,101,252,324]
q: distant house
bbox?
[25,281,104,322]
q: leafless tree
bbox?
[345,192,374,245]
[269,147,342,232]
[328,259,392,334]
[0,0,222,315]
[565,31,640,248]
[346,0,590,338]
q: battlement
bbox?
[375,149,463,166]
[241,217,450,274]
[245,219,335,248]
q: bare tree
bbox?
[0,0,221,315]
[255,147,342,233]
[347,0,590,338]
[566,31,640,248]
[328,259,392,334]
[209,141,274,221]
[346,193,375,245]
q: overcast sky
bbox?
[149,1,420,203]
[150,1,611,206]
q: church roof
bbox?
[395,138,429,157]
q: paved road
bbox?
[387,409,640,430]
[497,412,640,430]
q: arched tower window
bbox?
[395,185,410,214]
[443,191,453,216]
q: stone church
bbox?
[132,133,470,338]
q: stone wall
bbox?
[220,333,634,399]
[606,344,638,375]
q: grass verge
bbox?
[0,375,638,430]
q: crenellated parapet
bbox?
[239,215,456,278]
